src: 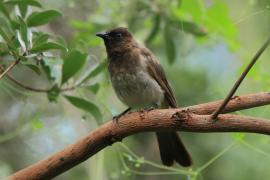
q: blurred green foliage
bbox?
[0,0,270,180]
[0,0,104,120]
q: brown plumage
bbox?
[96,27,192,167]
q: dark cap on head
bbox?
[96,27,132,41]
[96,27,134,51]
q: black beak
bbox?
[96,32,109,39]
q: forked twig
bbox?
[212,36,270,119]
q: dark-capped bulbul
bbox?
[96,27,192,166]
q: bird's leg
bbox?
[144,107,155,112]
[113,107,132,123]
[138,105,158,119]
[144,103,159,112]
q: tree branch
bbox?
[185,92,270,115]
[0,66,77,92]
[8,92,270,180]
[4,71,51,92]
[212,36,270,119]
[0,59,20,80]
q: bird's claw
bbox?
[112,114,123,123]
[145,107,155,112]
[138,107,156,120]
[112,107,132,123]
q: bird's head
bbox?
[96,27,134,51]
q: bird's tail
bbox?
[156,132,192,166]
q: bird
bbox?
[96,27,192,167]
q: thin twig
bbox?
[0,59,20,80]
[6,73,50,92]
[6,73,77,92]
[8,75,77,92]
[0,65,77,92]
[196,142,236,173]
[212,36,270,119]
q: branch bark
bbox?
[0,59,20,80]
[8,92,270,180]
[185,92,270,114]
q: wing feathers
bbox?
[140,47,177,108]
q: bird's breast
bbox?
[111,69,164,109]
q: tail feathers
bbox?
[156,132,192,167]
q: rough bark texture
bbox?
[8,92,270,180]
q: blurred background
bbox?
[0,0,270,179]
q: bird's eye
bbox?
[116,33,122,38]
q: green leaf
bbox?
[0,27,10,44]
[23,64,41,75]
[170,19,207,37]
[10,19,20,30]
[47,85,60,102]
[0,26,15,49]
[61,50,87,85]
[65,95,101,120]
[0,42,9,55]
[5,0,42,8]
[181,21,207,37]
[19,4,28,18]
[0,2,10,20]
[85,83,100,94]
[180,0,204,22]
[163,24,176,64]
[80,61,106,84]
[205,2,238,50]
[41,58,63,82]
[33,33,49,47]
[18,16,28,46]
[27,10,62,27]
[11,36,21,50]
[29,42,66,53]
[41,62,51,80]
[145,14,161,45]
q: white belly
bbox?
[111,70,164,108]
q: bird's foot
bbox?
[138,107,156,120]
[112,114,122,123]
[145,107,156,112]
[112,107,132,123]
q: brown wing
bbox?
[138,46,192,167]
[140,46,177,108]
